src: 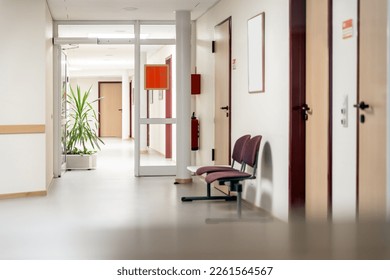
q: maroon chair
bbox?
[204,135,262,217]
[181,134,251,202]
[196,134,251,175]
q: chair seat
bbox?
[196,165,236,175]
[205,170,252,184]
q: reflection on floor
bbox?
[0,138,389,259]
[140,146,176,166]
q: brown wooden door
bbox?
[305,0,330,220]
[99,82,122,137]
[214,18,231,166]
[358,0,387,220]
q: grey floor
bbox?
[0,139,389,260]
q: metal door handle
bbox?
[302,103,310,121]
[220,106,229,110]
[353,101,370,110]
[302,104,311,112]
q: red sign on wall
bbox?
[342,19,353,39]
[144,64,169,90]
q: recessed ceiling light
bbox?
[123,7,138,11]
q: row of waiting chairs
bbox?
[181,134,262,217]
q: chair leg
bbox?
[237,190,242,218]
[227,181,243,217]
[181,183,237,202]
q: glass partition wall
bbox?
[136,22,176,176]
[53,21,176,176]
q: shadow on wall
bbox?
[244,141,274,212]
[245,180,257,205]
[260,141,273,212]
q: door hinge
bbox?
[212,41,216,53]
[212,149,215,161]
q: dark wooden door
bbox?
[289,0,307,210]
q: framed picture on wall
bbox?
[247,12,265,93]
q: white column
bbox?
[175,10,192,183]
[122,70,130,139]
[140,52,147,152]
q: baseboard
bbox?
[0,190,47,200]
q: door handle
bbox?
[353,101,370,110]
[118,109,123,111]
[220,106,229,110]
[301,103,311,121]
[302,104,311,112]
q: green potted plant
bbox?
[66,85,104,170]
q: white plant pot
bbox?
[66,154,97,170]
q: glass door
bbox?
[135,22,177,176]
[53,21,176,177]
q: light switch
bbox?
[341,95,348,128]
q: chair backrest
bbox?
[242,135,262,170]
[231,134,251,164]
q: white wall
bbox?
[0,0,52,194]
[332,0,358,221]
[196,0,290,220]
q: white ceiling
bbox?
[49,0,220,78]
[47,0,220,21]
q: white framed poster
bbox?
[248,12,265,93]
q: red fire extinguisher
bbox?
[191,112,199,151]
